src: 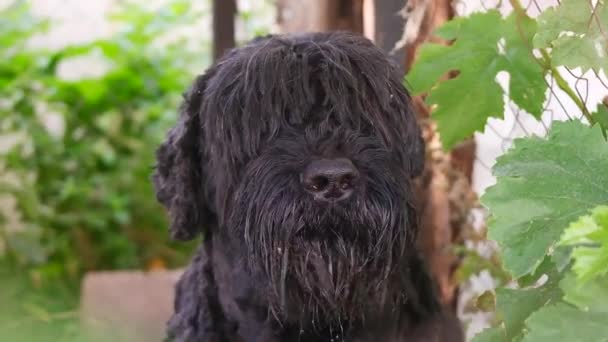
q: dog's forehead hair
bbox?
[200,32,418,158]
[154,31,424,254]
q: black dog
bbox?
[153,32,463,341]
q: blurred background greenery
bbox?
[0,0,272,339]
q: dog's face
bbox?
[154,32,425,323]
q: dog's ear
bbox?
[153,74,215,241]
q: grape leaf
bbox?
[496,258,562,339]
[560,272,608,313]
[559,205,608,282]
[592,105,608,138]
[425,73,503,149]
[499,14,548,119]
[481,121,608,278]
[534,0,608,73]
[406,10,546,149]
[471,327,507,342]
[522,302,608,342]
[550,245,573,272]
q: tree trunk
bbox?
[213,0,237,61]
[398,0,476,308]
[278,0,363,33]
[362,0,408,73]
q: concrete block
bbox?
[80,269,183,341]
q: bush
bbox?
[0,0,208,285]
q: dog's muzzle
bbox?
[300,158,359,203]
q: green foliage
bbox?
[495,260,562,340]
[474,121,608,342]
[534,0,608,73]
[522,302,608,342]
[559,206,608,283]
[481,121,608,278]
[475,125,608,341]
[560,271,608,314]
[407,0,608,340]
[593,105,608,137]
[470,259,563,342]
[471,326,507,342]
[406,10,546,149]
[521,271,608,341]
[0,1,206,283]
[0,261,81,341]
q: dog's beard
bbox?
[262,228,408,325]
[227,158,417,325]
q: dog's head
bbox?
[154,32,427,323]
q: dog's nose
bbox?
[301,158,359,202]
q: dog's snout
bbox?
[301,158,359,202]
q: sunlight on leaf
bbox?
[560,271,608,313]
[534,0,608,74]
[559,205,608,283]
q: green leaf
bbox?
[592,105,608,138]
[522,302,608,342]
[551,245,573,272]
[471,259,562,341]
[499,14,547,118]
[404,44,451,93]
[481,121,608,278]
[534,0,608,73]
[406,10,546,149]
[496,258,562,339]
[559,206,608,282]
[471,327,507,342]
[426,73,504,149]
[560,271,608,313]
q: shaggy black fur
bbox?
[153,32,463,341]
